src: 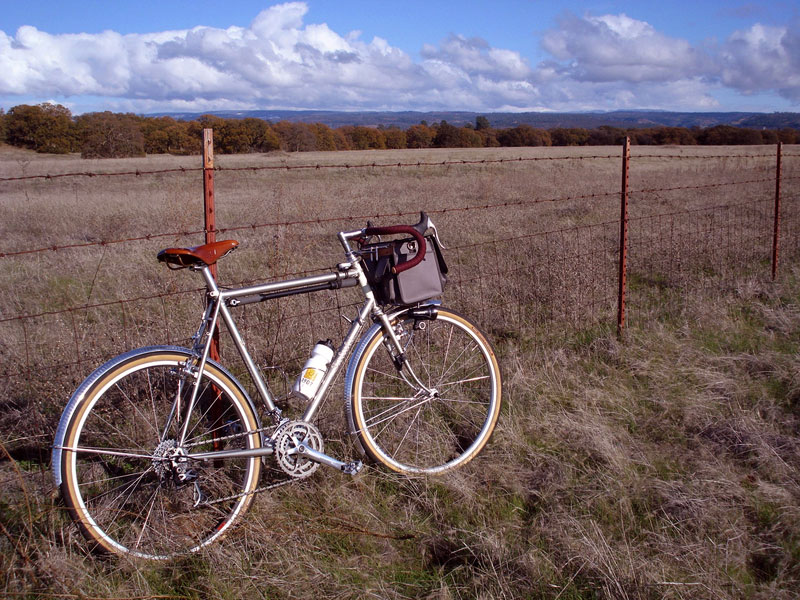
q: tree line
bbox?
[1,103,797,158]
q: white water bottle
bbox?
[292,340,334,400]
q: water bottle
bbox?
[292,340,335,400]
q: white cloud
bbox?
[0,2,431,110]
[536,11,800,109]
[541,13,709,83]
[421,34,532,81]
[0,4,797,113]
[719,21,800,101]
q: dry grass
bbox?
[1,143,800,598]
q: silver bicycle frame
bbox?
[177,229,405,453]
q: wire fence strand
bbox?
[1,146,797,390]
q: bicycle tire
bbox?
[54,346,262,559]
[346,307,501,474]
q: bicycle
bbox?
[52,213,502,559]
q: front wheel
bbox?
[347,308,502,474]
[54,347,262,559]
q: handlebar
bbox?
[362,224,426,274]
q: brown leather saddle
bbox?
[157,240,239,268]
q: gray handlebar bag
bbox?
[362,235,448,306]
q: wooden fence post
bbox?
[202,129,220,361]
[617,137,630,337]
[772,142,782,281]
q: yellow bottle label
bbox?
[301,368,320,385]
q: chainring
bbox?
[274,420,323,479]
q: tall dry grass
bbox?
[1,143,799,598]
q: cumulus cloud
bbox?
[541,12,710,83]
[0,3,797,113]
[422,34,532,80]
[537,11,800,108]
[719,21,800,101]
[0,2,431,110]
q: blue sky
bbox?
[1,1,798,114]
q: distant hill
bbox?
[151,109,800,130]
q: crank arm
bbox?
[296,441,363,475]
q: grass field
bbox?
[1,143,799,598]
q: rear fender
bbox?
[52,345,260,486]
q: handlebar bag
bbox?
[362,235,448,306]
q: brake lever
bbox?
[363,220,380,244]
[426,215,446,249]
[414,211,446,249]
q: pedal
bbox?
[342,460,364,476]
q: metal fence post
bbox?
[202,128,220,361]
[772,142,782,281]
[617,137,630,337]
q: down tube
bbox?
[302,299,374,422]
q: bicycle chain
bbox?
[182,424,277,449]
[197,475,296,507]
[182,422,298,507]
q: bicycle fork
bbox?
[378,304,441,397]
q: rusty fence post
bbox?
[772,142,782,280]
[617,137,630,337]
[202,128,220,361]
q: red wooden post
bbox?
[202,129,220,361]
[617,137,630,337]
[772,142,782,281]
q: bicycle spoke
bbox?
[437,374,491,388]
[391,404,423,461]
[364,396,431,428]
[113,379,161,440]
[145,368,162,440]
[95,469,155,529]
[65,446,154,460]
[78,464,152,490]
[365,364,407,384]
[367,397,431,441]
[183,379,219,443]
[133,485,161,550]
[82,408,152,455]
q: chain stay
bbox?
[184,422,294,506]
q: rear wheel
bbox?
[349,308,501,474]
[58,349,261,559]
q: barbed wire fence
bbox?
[0,138,798,453]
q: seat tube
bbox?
[200,266,278,415]
[178,266,223,444]
[217,301,277,414]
